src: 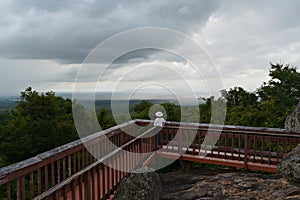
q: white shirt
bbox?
[154,117,166,127]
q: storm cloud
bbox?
[1,0,300,95]
[0,0,219,63]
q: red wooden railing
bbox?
[0,120,156,200]
[35,125,158,200]
[158,121,300,172]
[1,120,300,200]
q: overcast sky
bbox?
[1,0,300,98]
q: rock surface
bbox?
[114,167,162,200]
[160,168,300,200]
[278,144,300,183]
[280,101,300,183]
[285,101,300,132]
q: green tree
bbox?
[257,100,281,127]
[258,63,300,106]
[199,97,227,125]
[130,101,181,121]
[199,97,212,123]
[221,87,257,108]
[0,87,79,165]
[257,63,300,127]
[97,108,116,129]
[131,100,153,119]
[160,102,181,121]
[220,87,260,126]
[225,105,264,127]
[132,100,153,113]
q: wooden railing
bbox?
[35,125,158,200]
[159,121,300,172]
[0,120,155,200]
[1,120,300,199]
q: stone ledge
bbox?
[160,168,300,200]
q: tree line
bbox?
[0,63,299,168]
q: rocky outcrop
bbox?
[278,144,300,183]
[285,101,300,132]
[160,168,300,200]
[114,167,162,200]
[279,101,300,183]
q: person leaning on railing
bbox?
[154,111,166,148]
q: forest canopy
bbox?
[0,63,299,168]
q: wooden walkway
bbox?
[0,119,300,199]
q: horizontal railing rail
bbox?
[34,126,159,200]
[159,122,300,172]
[0,120,150,200]
[161,120,300,135]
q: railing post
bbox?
[86,170,92,200]
[244,133,249,171]
[139,138,143,165]
[16,176,26,200]
[179,129,182,155]
[181,160,186,172]
[159,127,162,149]
[6,182,11,200]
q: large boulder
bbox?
[285,101,300,132]
[278,144,300,183]
[114,167,162,200]
[280,101,300,183]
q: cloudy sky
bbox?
[1,0,300,98]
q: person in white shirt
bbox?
[154,111,165,147]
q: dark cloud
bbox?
[1,1,300,94]
[112,48,185,65]
[0,0,219,63]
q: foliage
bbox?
[0,87,79,166]
[0,62,299,169]
[258,63,300,106]
[221,86,257,108]
[257,63,300,127]
[199,97,212,123]
[160,102,181,121]
[97,108,116,130]
[130,100,153,119]
[216,64,300,128]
